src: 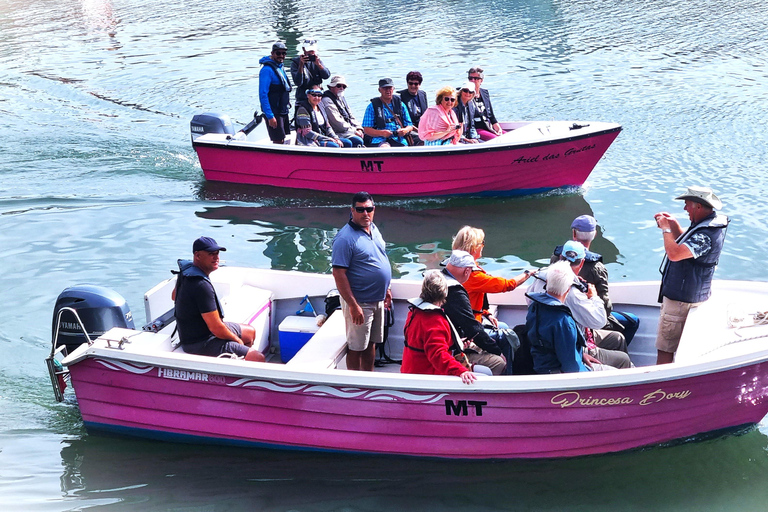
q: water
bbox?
[2,0,768,509]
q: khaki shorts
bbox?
[340,297,384,352]
[655,297,700,353]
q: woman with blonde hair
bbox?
[452,226,536,374]
[416,86,462,146]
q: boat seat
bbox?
[284,311,347,369]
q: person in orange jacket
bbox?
[452,226,535,325]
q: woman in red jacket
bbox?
[401,270,477,384]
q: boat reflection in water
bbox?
[195,183,620,277]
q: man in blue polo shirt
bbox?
[331,192,393,371]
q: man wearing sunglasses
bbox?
[259,42,293,144]
[397,71,428,134]
[321,75,365,147]
[332,192,393,371]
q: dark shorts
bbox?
[182,322,249,358]
[266,115,291,143]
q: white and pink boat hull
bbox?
[58,270,768,459]
[192,121,622,196]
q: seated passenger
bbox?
[467,66,503,140]
[529,241,632,369]
[452,226,536,373]
[362,78,416,147]
[295,86,351,147]
[442,250,507,375]
[417,86,462,146]
[398,71,428,144]
[551,215,640,344]
[453,82,480,144]
[525,261,607,373]
[321,75,365,147]
[401,270,478,384]
[173,237,265,362]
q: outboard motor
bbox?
[52,285,134,354]
[190,112,235,142]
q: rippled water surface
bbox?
[2,0,768,510]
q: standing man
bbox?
[654,186,729,364]
[259,41,292,145]
[332,192,393,371]
[362,78,415,147]
[290,37,331,105]
[173,237,266,362]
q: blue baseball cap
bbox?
[561,240,586,262]
[571,215,597,232]
[193,236,226,252]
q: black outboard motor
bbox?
[52,285,134,354]
[190,112,235,142]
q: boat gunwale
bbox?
[192,124,623,159]
[63,331,768,395]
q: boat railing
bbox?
[46,306,92,402]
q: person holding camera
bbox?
[290,37,331,104]
[416,86,462,146]
[453,82,481,144]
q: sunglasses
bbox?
[468,76,482,81]
[334,84,347,89]
[460,89,472,93]
[408,81,421,86]
[308,92,323,97]
[354,206,375,213]
[442,97,456,103]
[275,51,287,56]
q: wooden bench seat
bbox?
[284,311,347,369]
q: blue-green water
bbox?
[2,0,768,509]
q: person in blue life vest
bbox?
[172,237,266,362]
[259,41,292,144]
[361,78,416,147]
[654,186,729,364]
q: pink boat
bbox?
[190,115,621,196]
[48,269,768,459]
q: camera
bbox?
[307,54,317,62]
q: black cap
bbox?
[378,77,395,88]
[272,41,287,52]
[193,236,227,252]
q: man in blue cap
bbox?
[172,236,265,362]
[361,78,416,147]
[553,214,639,344]
[259,41,293,144]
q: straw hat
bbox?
[675,186,722,210]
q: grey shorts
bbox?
[340,297,384,352]
[183,322,249,358]
[655,297,700,353]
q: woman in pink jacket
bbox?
[417,86,462,146]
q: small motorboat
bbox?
[190,113,621,197]
[47,267,768,459]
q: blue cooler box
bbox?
[278,315,320,363]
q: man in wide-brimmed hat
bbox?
[653,186,729,364]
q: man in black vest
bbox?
[361,78,415,147]
[173,237,265,362]
[654,186,729,364]
[397,71,428,137]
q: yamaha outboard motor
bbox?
[52,285,134,354]
[190,112,235,142]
